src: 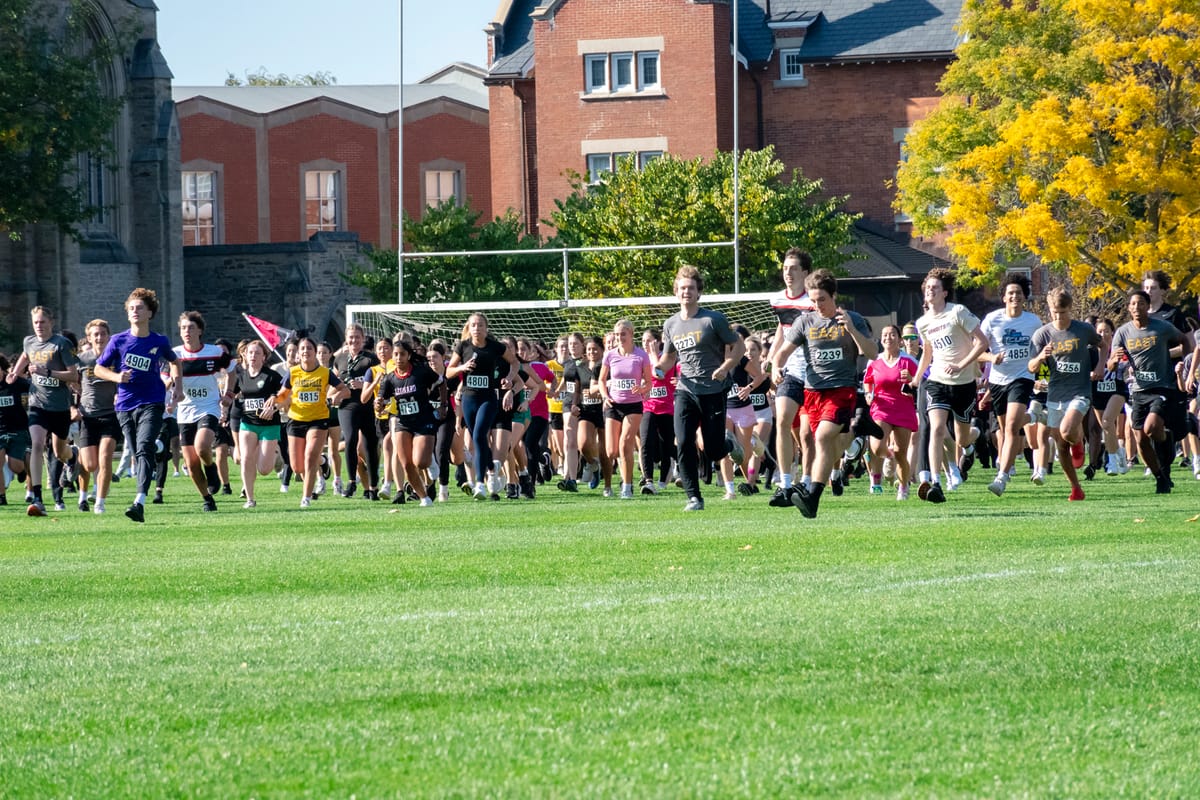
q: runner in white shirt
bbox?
[174,311,232,512]
[765,248,816,506]
[978,274,1042,496]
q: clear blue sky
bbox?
[156,1,498,86]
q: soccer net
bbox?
[347,292,780,348]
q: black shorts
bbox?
[1129,389,1187,434]
[492,404,515,432]
[78,413,121,448]
[1091,390,1126,410]
[987,379,1034,418]
[28,407,72,439]
[550,411,564,431]
[159,416,180,446]
[375,417,390,440]
[215,422,235,448]
[924,381,978,424]
[577,402,604,428]
[604,401,644,422]
[179,414,222,447]
[288,418,330,438]
[776,375,806,404]
[390,415,438,437]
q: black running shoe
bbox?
[152,490,164,505]
[557,478,578,492]
[125,502,145,523]
[221,484,233,496]
[202,497,218,512]
[959,444,976,478]
[830,475,844,497]
[926,483,946,504]
[790,485,818,519]
[1156,475,1172,494]
[342,481,357,499]
[768,486,794,507]
[392,491,405,505]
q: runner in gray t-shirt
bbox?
[656,265,745,512]
[1027,289,1101,502]
[75,319,121,514]
[782,309,872,391]
[4,306,80,515]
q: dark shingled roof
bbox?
[850,222,952,279]
[488,0,540,79]
[740,0,963,65]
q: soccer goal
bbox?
[347,292,780,347]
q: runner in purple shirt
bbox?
[95,288,183,523]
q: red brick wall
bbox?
[526,0,727,229]
[754,60,947,227]
[178,114,259,244]
[402,110,493,225]
[267,114,382,244]
[487,81,538,233]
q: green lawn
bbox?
[2,470,1199,797]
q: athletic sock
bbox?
[780,474,793,489]
[135,492,147,506]
[204,463,220,488]
[32,484,43,502]
[809,481,825,510]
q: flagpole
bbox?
[242,313,286,364]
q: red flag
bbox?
[243,313,295,350]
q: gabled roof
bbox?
[848,222,952,280]
[741,0,964,65]
[487,0,540,79]
[173,85,401,115]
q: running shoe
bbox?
[419,496,434,507]
[93,500,106,514]
[1070,440,1085,468]
[519,474,536,499]
[243,500,257,509]
[587,469,601,491]
[334,477,345,496]
[1068,486,1085,501]
[896,484,909,501]
[869,484,882,495]
[392,491,406,505]
[280,482,290,493]
[602,488,614,498]
[640,481,657,495]
[0,495,6,506]
[829,471,844,497]
[580,463,594,487]
[78,496,89,513]
[220,485,233,496]
[315,475,326,496]
[790,485,818,518]
[1030,468,1046,486]
[1083,465,1096,481]
[722,489,736,501]
[958,443,976,477]
[917,481,931,501]
[300,497,311,509]
[505,483,519,500]
[124,502,144,523]
[152,489,164,504]
[320,455,331,479]
[620,486,634,500]
[557,478,578,492]
[882,457,897,486]
[988,478,1007,497]
[925,483,946,504]
[54,500,66,512]
[768,486,793,507]
[1105,457,1120,476]
[1155,475,1172,494]
[947,464,963,491]
[438,485,450,502]
[378,481,393,499]
[473,483,487,500]
[202,497,218,512]
[737,482,756,496]
[683,496,705,512]
[27,500,47,517]
[341,481,357,498]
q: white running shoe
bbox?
[333,477,344,495]
[1031,468,1046,485]
[722,489,736,501]
[947,464,963,491]
[280,483,289,493]
[438,485,450,502]
[620,486,634,499]
[602,488,614,498]
[315,475,326,495]
[419,496,434,507]
[988,478,1007,497]
[243,500,257,509]
[896,483,909,501]
[299,497,310,508]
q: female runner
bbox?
[863,324,920,499]
[370,337,447,506]
[599,320,653,499]
[228,339,284,507]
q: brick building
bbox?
[0,0,181,348]
[485,0,961,238]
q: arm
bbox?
[771,339,798,385]
[950,326,989,374]
[598,360,612,404]
[713,335,747,382]
[842,310,877,360]
[5,352,29,383]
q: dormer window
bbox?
[781,49,804,81]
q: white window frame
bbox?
[637,51,660,91]
[584,53,609,94]
[424,169,462,210]
[638,151,663,169]
[586,153,613,184]
[303,167,342,236]
[182,169,219,246]
[780,48,804,81]
[612,52,634,92]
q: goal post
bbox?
[346,292,782,348]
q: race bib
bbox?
[673,333,698,350]
[297,390,321,404]
[1096,379,1116,393]
[582,395,602,405]
[397,400,420,416]
[185,386,209,399]
[1057,362,1081,374]
[243,398,265,413]
[649,386,667,399]
[465,374,490,389]
[1006,346,1029,361]
[750,392,767,407]
[0,395,13,407]
[813,348,843,364]
[612,379,637,391]
[562,381,577,395]
[126,353,152,372]
[32,374,60,388]
[1136,370,1158,385]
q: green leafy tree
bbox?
[344,202,558,303]
[224,68,337,87]
[548,147,859,297]
[0,0,127,236]
[896,0,1200,295]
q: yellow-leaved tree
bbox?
[896,0,1200,296]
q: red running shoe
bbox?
[1068,486,1085,502]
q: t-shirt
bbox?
[916,303,983,386]
[233,367,284,426]
[864,353,919,431]
[0,377,30,434]
[1030,320,1101,403]
[286,365,342,423]
[980,308,1041,386]
[454,338,509,396]
[333,349,380,407]
[546,359,565,414]
[783,310,872,391]
[558,359,580,411]
[526,361,554,419]
[644,364,677,415]
[99,329,176,412]
[726,357,754,409]
[771,290,815,381]
[573,360,604,410]
[602,346,650,404]
[23,333,79,412]
[1112,317,1185,392]
[377,363,443,424]
[77,350,117,417]
[662,308,739,396]
[175,343,232,424]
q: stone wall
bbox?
[182,232,373,347]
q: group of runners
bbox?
[1,254,1196,522]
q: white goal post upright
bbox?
[347,291,780,349]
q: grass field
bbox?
[2,469,1199,798]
